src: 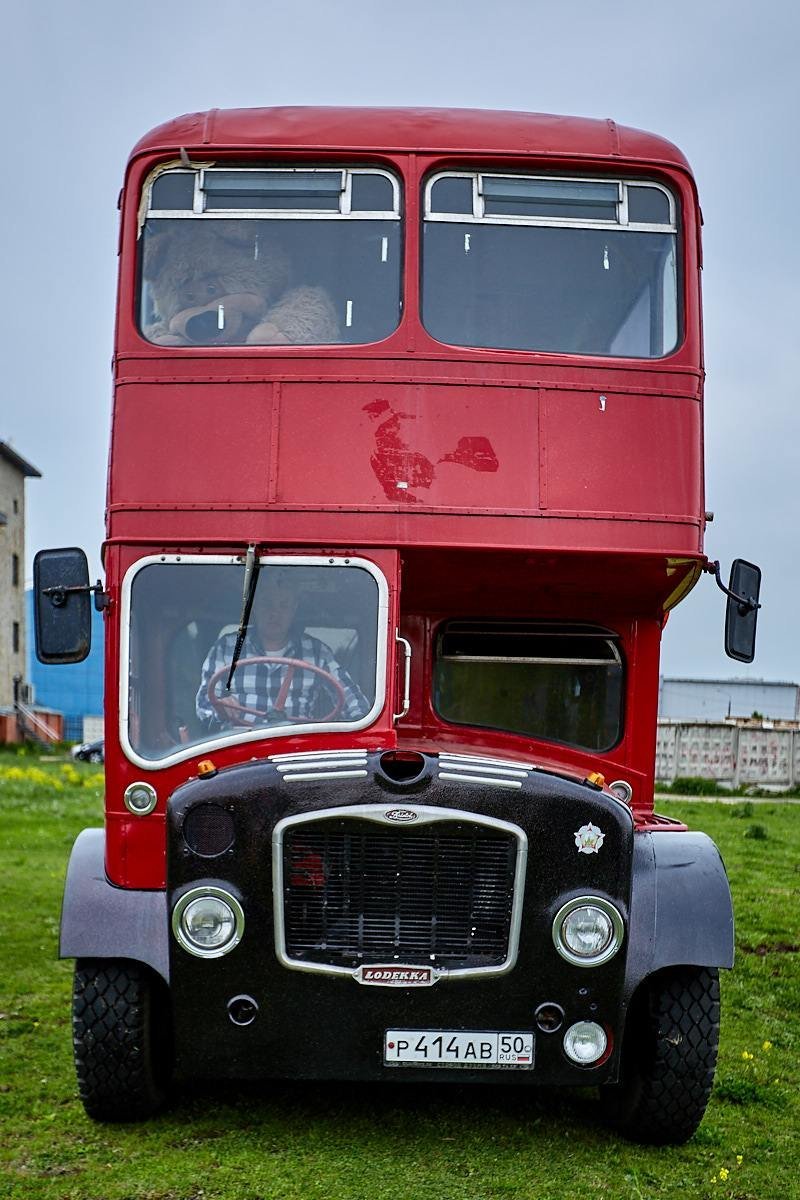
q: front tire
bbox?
[73,959,171,1121]
[603,966,720,1144]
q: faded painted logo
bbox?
[574,823,605,854]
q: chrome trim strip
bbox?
[438,762,528,779]
[438,772,522,790]
[273,804,528,981]
[439,752,537,770]
[269,748,368,762]
[282,769,369,783]
[274,758,367,772]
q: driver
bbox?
[196,570,369,730]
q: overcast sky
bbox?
[3,0,798,680]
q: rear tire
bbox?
[73,959,171,1121]
[603,966,720,1144]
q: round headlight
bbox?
[563,1020,608,1065]
[172,887,244,958]
[124,781,157,816]
[563,906,613,957]
[553,897,624,967]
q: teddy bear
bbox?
[141,220,340,346]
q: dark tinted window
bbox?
[627,185,672,224]
[434,622,624,752]
[429,176,473,214]
[139,167,401,347]
[150,171,195,210]
[351,173,395,211]
[423,172,678,358]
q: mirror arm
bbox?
[43,580,111,612]
[705,560,761,615]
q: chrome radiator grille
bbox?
[281,817,518,970]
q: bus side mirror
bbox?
[724,559,761,664]
[33,548,92,664]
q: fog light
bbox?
[535,1002,564,1033]
[227,994,259,1026]
[563,1020,607,1065]
[124,781,157,816]
[553,897,624,967]
[172,887,244,958]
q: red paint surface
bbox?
[101,109,705,888]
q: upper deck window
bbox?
[138,167,401,346]
[422,172,679,358]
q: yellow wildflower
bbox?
[719,1168,729,1181]
[762,1040,772,1052]
[736,1155,743,1165]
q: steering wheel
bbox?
[207,655,346,725]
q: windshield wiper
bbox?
[225,544,261,691]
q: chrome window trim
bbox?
[552,895,625,968]
[440,655,619,666]
[273,804,528,981]
[146,166,401,220]
[424,170,676,232]
[118,553,390,772]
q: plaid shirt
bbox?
[196,629,369,728]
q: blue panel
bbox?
[26,591,104,720]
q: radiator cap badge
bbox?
[384,808,418,822]
[356,965,435,987]
[574,822,605,854]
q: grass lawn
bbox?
[1,756,798,1200]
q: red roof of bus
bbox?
[129,106,694,176]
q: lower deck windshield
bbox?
[125,560,382,762]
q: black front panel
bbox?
[283,818,517,969]
[166,752,635,1086]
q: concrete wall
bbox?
[0,458,27,708]
[656,719,800,788]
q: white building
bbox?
[0,442,41,708]
[658,677,800,723]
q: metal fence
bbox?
[656,720,800,788]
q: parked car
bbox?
[71,740,104,764]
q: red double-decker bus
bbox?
[35,107,760,1142]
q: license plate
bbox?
[384,1029,534,1068]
